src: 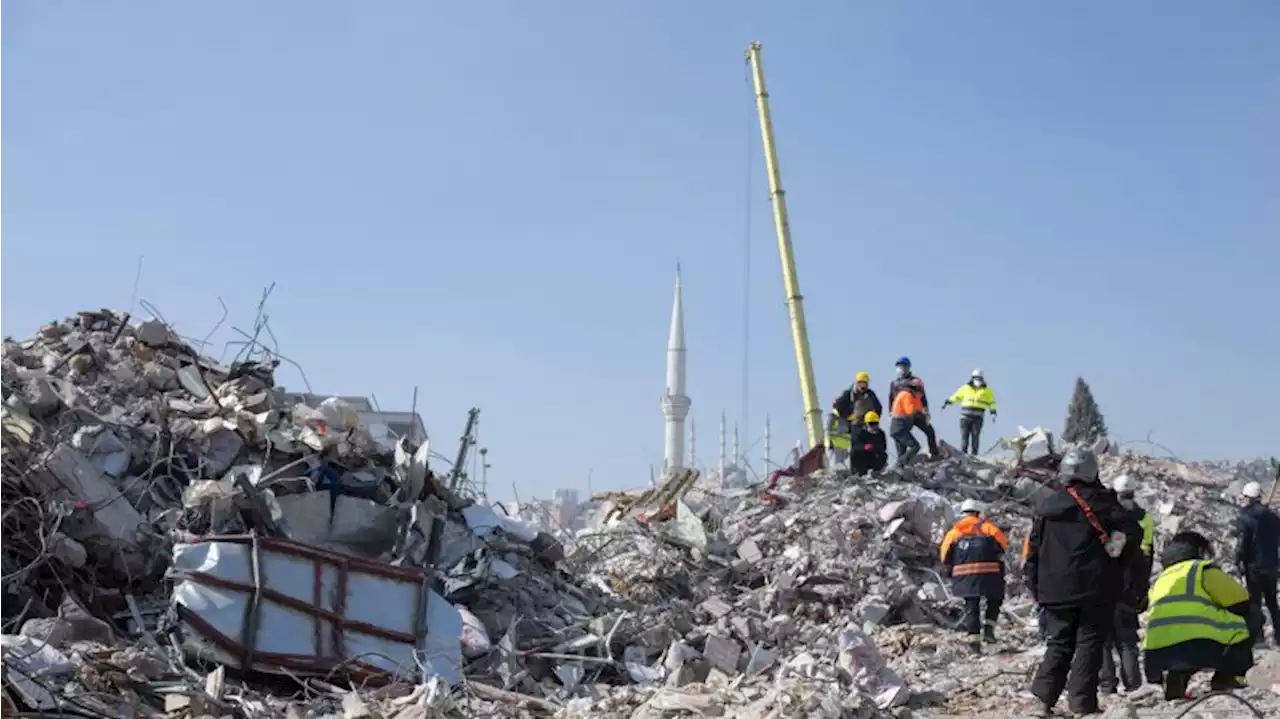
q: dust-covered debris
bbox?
[3,309,1278,718]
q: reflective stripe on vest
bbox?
[1143,560,1250,651]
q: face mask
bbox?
[972,379,984,387]
[896,367,907,378]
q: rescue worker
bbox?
[1144,531,1254,700]
[1024,447,1144,717]
[1099,474,1154,695]
[827,372,882,469]
[887,357,937,465]
[941,369,997,455]
[848,411,888,476]
[1235,480,1280,645]
[940,499,1008,653]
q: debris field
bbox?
[2,308,1279,718]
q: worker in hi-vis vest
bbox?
[941,369,997,455]
[828,371,881,470]
[1143,531,1254,701]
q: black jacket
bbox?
[850,425,887,459]
[833,388,882,426]
[1236,501,1280,574]
[1117,498,1154,610]
[1024,481,1143,607]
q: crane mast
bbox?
[745,41,824,451]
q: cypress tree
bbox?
[1063,377,1109,444]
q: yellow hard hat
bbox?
[864,410,880,424]
[855,371,870,383]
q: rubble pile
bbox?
[557,441,1280,717]
[2,309,1278,718]
[0,310,612,718]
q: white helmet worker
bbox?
[1242,482,1263,499]
[971,368,984,379]
[1112,474,1134,494]
[960,498,983,515]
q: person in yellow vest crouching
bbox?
[1144,531,1255,701]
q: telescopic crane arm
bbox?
[745,41,824,451]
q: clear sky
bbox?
[4,2,1277,501]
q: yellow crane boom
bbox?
[745,41,824,451]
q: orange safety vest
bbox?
[940,515,1009,576]
[892,389,925,416]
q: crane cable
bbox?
[740,57,753,469]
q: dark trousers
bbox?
[963,595,1002,635]
[889,417,919,465]
[1245,569,1280,642]
[1030,604,1112,714]
[959,414,984,455]
[850,451,887,476]
[913,412,939,456]
[1099,609,1142,692]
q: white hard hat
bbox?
[1242,482,1263,499]
[971,368,984,378]
[960,498,983,514]
[1112,475,1133,494]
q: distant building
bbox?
[279,391,426,449]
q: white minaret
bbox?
[661,266,690,473]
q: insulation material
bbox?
[168,536,462,685]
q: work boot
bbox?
[1209,674,1248,691]
[1031,702,1053,718]
[1163,673,1191,701]
[967,636,981,655]
[982,621,997,643]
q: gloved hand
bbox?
[990,410,997,422]
[942,400,952,409]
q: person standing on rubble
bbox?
[941,369,997,455]
[888,357,938,465]
[1144,531,1254,699]
[828,372,882,469]
[849,411,888,476]
[940,499,1008,653]
[1024,447,1144,717]
[1235,481,1280,645]
[1099,474,1154,695]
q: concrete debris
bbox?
[3,308,1279,718]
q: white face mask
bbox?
[896,366,907,378]
[972,378,984,387]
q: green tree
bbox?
[1063,377,1109,445]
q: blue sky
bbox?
[4,2,1277,500]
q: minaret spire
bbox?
[662,267,691,473]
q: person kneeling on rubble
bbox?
[848,411,888,476]
[1144,531,1255,701]
[940,499,1008,653]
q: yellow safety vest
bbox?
[1143,560,1250,652]
[1139,512,1155,557]
[827,413,851,450]
[948,384,997,413]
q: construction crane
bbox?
[745,41,823,451]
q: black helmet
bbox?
[1058,447,1099,483]
[1161,531,1213,567]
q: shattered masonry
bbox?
[2,308,1279,718]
